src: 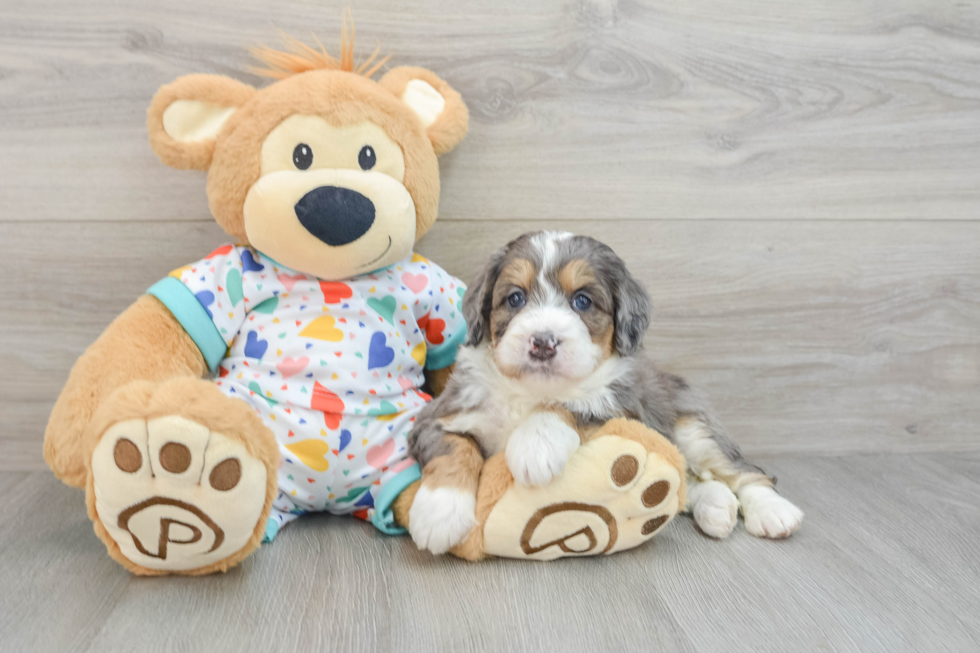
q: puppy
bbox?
[407,231,803,554]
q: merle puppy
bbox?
[407,231,803,554]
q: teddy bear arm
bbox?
[44,294,208,488]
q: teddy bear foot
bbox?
[452,419,688,561]
[86,379,277,575]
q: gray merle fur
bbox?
[408,232,771,483]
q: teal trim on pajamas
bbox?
[425,321,467,370]
[371,463,422,535]
[147,276,227,373]
[262,518,279,544]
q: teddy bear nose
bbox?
[294,186,376,247]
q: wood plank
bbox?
[0,472,133,652]
[2,1,980,223]
[2,219,978,471]
[2,453,979,652]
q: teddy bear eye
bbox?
[358,145,376,170]
[293,143,313,170]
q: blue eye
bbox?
[573,294,592,311]
[507,291,526,309]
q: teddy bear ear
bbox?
[147,74,256,170]
[379,66,469,156]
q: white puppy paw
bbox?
[689,480,739,539]
[739,485,804,539]
[408,486,477,555]
[506,412,581,487]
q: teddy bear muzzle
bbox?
[242,167,416,280]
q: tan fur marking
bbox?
[540,404,588,443]
[449,452,513,561]
[424,364,454,397]
[420,434,484,493]
[594,324,615,358]
[674,416,773,493]
[489,258,536,345]
[558,259,596,296]
[392,479,420,529]
[555,258,616,358]
[494,258,535,299]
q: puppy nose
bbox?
[529,332,558,360]
[294,186,376,247]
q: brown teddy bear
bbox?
[42,27,686,575]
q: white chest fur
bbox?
[441,345,634,455]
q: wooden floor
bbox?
[1,0,978,651]
[2,452,979,653]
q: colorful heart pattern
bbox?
[299,316,344,342]
[241,249,265,272]
[367,295,397,324]
[244,331,268,360]
[311,382,344,430]
[418,312,446,345]
[320,281,353,304]
[168,244,467,522]
[277,272,307,292]
[226,268,244,307]
[401,272,428,294]
[285,439,331,472]
[277,356,309,379]
[366,438,395,469]
[368,332,395,369]
[195,290,215,318]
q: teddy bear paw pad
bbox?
[91,416,267,572]
[482,435,682,560]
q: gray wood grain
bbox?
[2,2,979,652]
[2,454,978,652]
[1,0,980,223]
[3,218,977,470]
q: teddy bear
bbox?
[42,27,687,575]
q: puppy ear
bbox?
[463,246,508,346]
[147,74,256,170]
[610,255,651,356]
[379,66,469,156]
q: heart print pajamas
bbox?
[147,245,466,540]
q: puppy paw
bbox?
[689,480,738,539]
[740,485,804,539]
[506,412,580,487]
[409,486,477,555]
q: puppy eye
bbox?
[572,293,592,311]
[293,143,313,170]
[507,290,526,309]
[358,145,376,170]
